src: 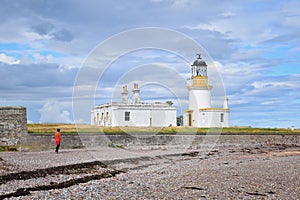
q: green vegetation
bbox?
[28,123,103,134]
[0,146,18,152]
[219,127,297,135]
[27,124,299,135]
[28,124,178,135]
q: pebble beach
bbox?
[0,143,299,199]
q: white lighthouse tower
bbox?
[184,54,230,127]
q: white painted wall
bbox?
[151,109,176,127]
[113,109,150,126]
[188,89,211,110]
[92,104,176,127]
[197,110,230,127]
[91,105,113,127]
[183,112,189,126]
[185,89,211,127]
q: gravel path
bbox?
[0,145,299,199]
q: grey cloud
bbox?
[227,73,300,127]
[32,23,74,42]
[0,61,78,123]
[32,22,55,35]
[261,33,300,44]
[51,29,74,42]
[0,62,77,94]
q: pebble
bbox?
[1,146,299,199]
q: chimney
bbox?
[223,96,229,109]
[121,85,129,104]
[132,83,140,104]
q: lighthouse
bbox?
[184,54,230,127]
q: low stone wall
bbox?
[22,134,83,151]
[22,133,300,151]
[0,106,27,146]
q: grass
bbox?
[220,127,297,134]
[28,123,103,134]
[27,123,300,135]
[28,124,178,135]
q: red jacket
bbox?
[55,131,61,145]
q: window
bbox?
[220,113,224,122]
[125,111,130,121]
[106,112,109,122]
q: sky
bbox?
[0,0,299,128]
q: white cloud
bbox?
[0,53,20,64]
[27,119,34,124]
[19,55,33,65]
[33,53,54,63]
[260,100,282,105]
[219,11,236,18]
[230,99,249,105]
[185,23,226,34]
[39,101,73,123]
[171,0,190,9]
[251,81,296,89]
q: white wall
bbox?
[92,106,113,127]
[188,89,212,127]
[183,109,230,128]
[92,105,176,127]
[198,110,230,127]
[113,109,150,126]
[189,89,211,110]
[151,109,176,127]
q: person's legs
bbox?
[56,143,60,153]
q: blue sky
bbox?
[0,0,299,128]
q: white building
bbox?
[183,54,230,127]
[91,83,177,127]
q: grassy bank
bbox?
[28,124,103,134]
[27,124,299,135]
[28,124,178,134]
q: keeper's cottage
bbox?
[91,83,177,127]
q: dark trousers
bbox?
[55,142,60,153]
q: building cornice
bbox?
[199,108,230,111]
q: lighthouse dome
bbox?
[192,54,207,66]
[192,59,207,66]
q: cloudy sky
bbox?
[0,0,299,128]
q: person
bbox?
[54,129,61,153]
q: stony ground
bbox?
[0,145,299,199]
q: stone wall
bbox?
[23,134,299,151]
[0,106,28,146]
